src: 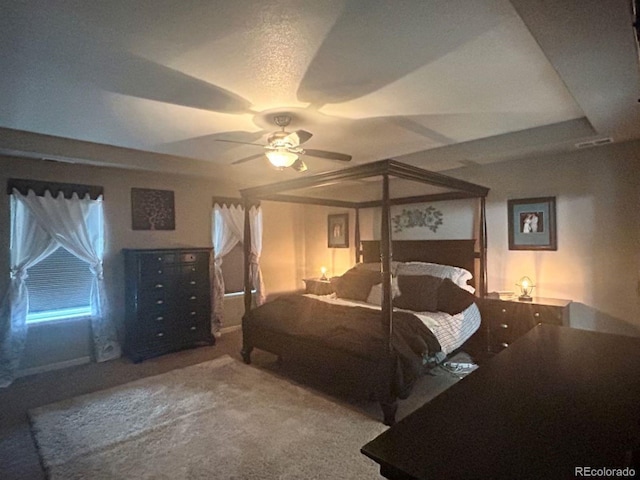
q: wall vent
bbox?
[575,137,613,149]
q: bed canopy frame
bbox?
[240,158,489,305]
[239,159,489,423]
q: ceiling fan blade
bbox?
[216,139,265,147]
[231,153,265,165]
[304,149,352,162]
[284,130,313,146]
[292,159,308,172]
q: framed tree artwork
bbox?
[328,213,349,248]
[508,197,557,250]
[131,188,175,230]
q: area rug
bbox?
[29,356,388,480]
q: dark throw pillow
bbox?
[393,274,442,312]
[330,269,382,302]
[437,278,476,315]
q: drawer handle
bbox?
[156,300,164,305]
[190,295,197,300]
[157,256,162,261]
[155,316,164,321]
[190,326,197,331]
[191,267,196,272]
[534,312,540,318]
[499,323,508,329]
[157,269,163,274]
[190,311,197,316]
[501,308,507,313]
[156,332,164,338]
[189,280,196,285]
[155,283,164,289]
[500,342,509,348]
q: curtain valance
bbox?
[212,196,260,209]
[7,178,104,200]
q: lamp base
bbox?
[518,294,533,301]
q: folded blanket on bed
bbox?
[243,294,441,396]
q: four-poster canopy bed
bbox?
[239,159,489,425]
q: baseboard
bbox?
[219,325,241,335]
[17,356,91,378]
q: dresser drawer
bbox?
[139,252,177,269]
[180,251,209,264]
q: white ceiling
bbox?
[0,0,638,188]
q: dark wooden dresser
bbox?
[123,247,215,362]
[479,296,571,354]
[362,325,640,479]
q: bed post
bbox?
[380,173,397,425]
[241,195,254,364]
[479,196,487,297]
[355,207,361,264]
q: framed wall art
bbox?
[328,213,349,248]
[131,188,175,230]
[508,197,557,250]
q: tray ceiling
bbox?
[0,0,638,188]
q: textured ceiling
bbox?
[0,0,638,187]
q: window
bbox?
[25,247,93,323]
[222,243,245,294]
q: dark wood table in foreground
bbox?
[361,324,640,479]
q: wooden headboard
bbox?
[360,240,477,281]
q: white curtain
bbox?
[18,190,120,363]
[211,203,265,332]
[0,189,121,387]
[0,197,59,387]
[212,204,244,333]
[248,206,266,306]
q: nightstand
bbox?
[303,278,334,295]
[478,296,571,354]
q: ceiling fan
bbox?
[217,115,352,172]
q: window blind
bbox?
[25,247,93,322]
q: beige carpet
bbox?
[28,355,389,479]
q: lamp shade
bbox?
[516,276,535,300]
[265,149,298,168]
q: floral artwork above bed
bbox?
[391,206,443,233]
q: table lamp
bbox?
[517,276,534,301]
[320,266,328,281]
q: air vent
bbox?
[575,137,613,149]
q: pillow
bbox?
[330,269,382,301]
[393,274,443,312]
[366,277,400,305]
[437,278,476,315]
[395,261,475,293]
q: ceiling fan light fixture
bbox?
[265,148,298,168]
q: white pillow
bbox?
[366,277,400,305]
[395,261,475,294]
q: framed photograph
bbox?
[328,213,349,248]
[508,197,557,250]
[131,188,175,230]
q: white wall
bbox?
[449,140,640,336]
[2,137,638,375]
[298,141,640,337]
[0,155,242,372]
